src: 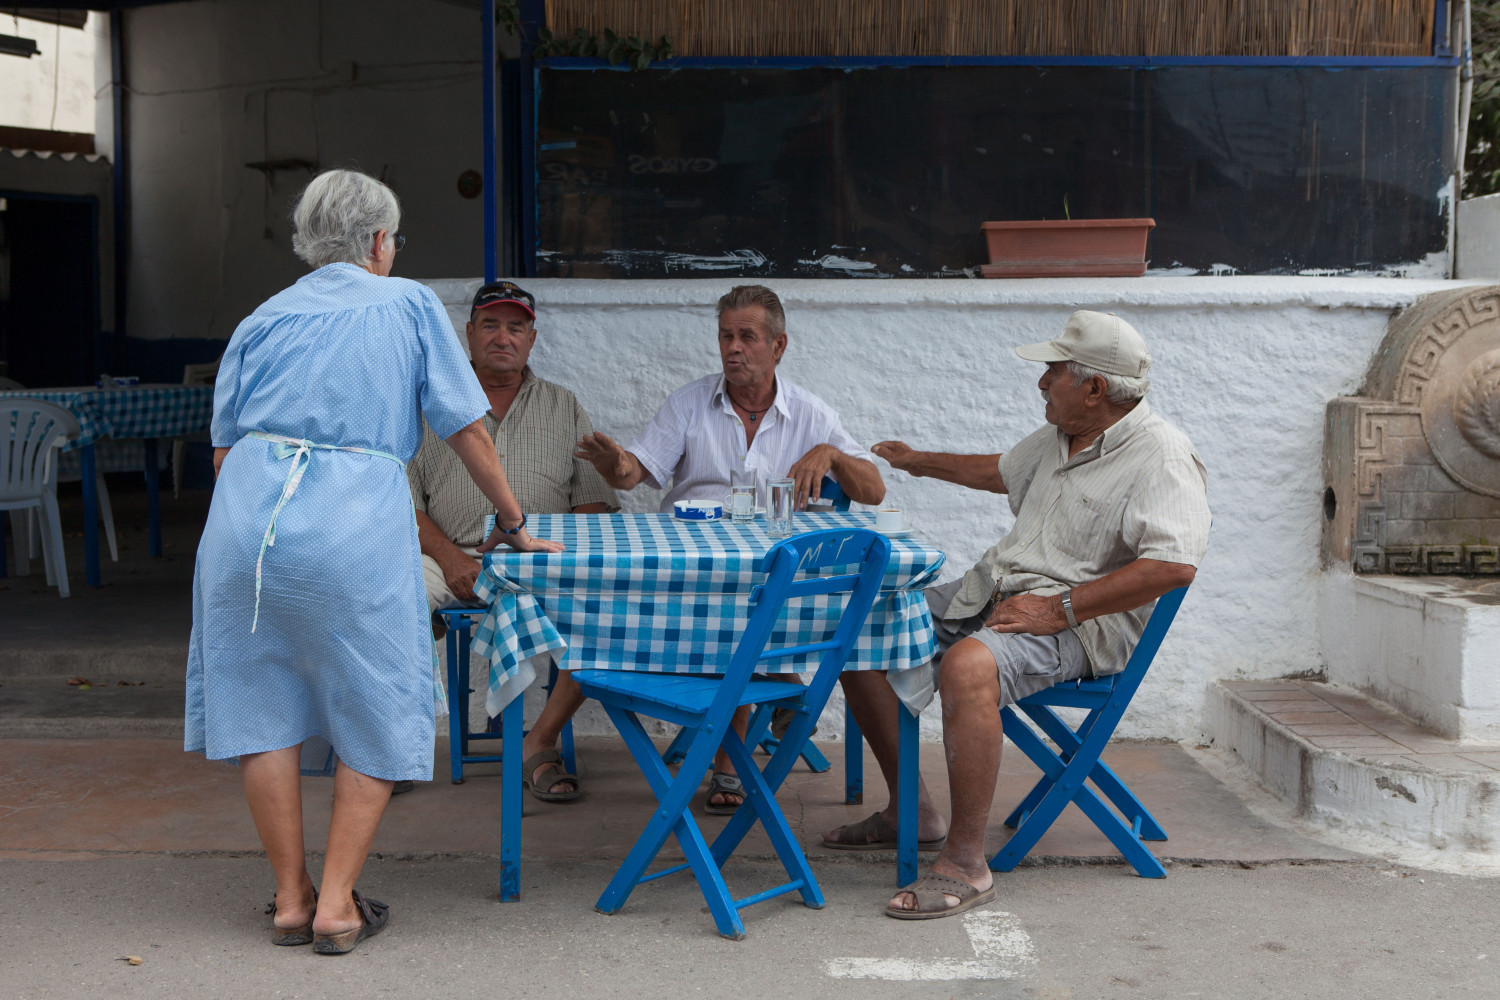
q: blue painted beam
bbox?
[481,0,497,284]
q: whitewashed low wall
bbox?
[424,276,1485,741]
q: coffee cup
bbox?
[875,508,903,533]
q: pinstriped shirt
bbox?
[947,399,1210,676]
[407,368,618,546]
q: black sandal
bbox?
[312,890,389,955]
[265,888,317,947]
[703,771,745,815]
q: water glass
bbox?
[729,484,756,523]
[767,477,796,537]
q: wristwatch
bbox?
[1060,590,1080,629]
[495,513,527,535]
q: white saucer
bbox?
[875,527,913,538]
[723,507,767,519]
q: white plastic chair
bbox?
[1,399,78,597]
[173,359,220,498]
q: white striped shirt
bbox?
[627,372,873,512]
[947,399,1210,676]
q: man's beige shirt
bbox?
[947,399,1210,676]
[408,367,618,545]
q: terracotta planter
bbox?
[979,218,1156,278]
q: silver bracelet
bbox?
[1061,590,1080,629]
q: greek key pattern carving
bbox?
[1395,290,1500,408]
[1358,544,1500,575]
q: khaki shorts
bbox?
[422,546,486,615]
[926,578,1090,707]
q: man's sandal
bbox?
[821,812,946,852]
[521,749,580,802]
[312,890,389,955]
[703,771,745,815]
[884,873,997,920]
[265,889,317,946]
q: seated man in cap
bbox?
[822,311,1210,919]
[409,281,618,801]
[575,283,885,814]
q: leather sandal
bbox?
[703,771,745,815]
[521,749,580,802]
[884,872,997,920]
[265,888,317,946]
[312,890,389,955]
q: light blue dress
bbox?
[184,263,489,780]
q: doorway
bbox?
[0,192,101,388]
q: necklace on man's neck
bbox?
[729,386,774,423]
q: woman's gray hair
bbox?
[1065,360,1151,403]
[291,169,401,269]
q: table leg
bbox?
[844,701,863,805]
[143,438,162,557]
[80,444,101,587]
[499,691,523,902]
[897,702,918,887]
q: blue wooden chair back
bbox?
[990,585,1191,879]
[673,528,890,781]
[816,475,852,511]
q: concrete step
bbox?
[0,676,185,739]
[1207,679,1500,854]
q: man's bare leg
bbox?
[822,670,948,845]
[520,669,584,795]
[889,637,999,911]
[707,706,751,809]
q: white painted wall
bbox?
[0,13,98,135]
[1457,193,1500,279]
[424,275,1491,740]
[119,0,507,341]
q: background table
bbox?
[0,385,214,585]
[471,511,947,717]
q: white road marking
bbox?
[823,910,1039,981]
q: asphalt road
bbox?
[2,854,1495,1000]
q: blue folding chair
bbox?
[575,527,892,939]
[663,474,854,775]
[436,607,577,902]
[989,586,1190,879]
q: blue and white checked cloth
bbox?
[0,385,215,451]
[471,512,946,715]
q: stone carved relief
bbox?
[1323,287,1500,573]
[1455,348,1500,460]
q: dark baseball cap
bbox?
[471,280,536,319]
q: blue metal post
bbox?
[482,0,498,283]
[109,9,127,347]
[517,2,544,276]
[1434,0,1451,58]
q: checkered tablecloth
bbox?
[471,512,946,713]
[0,385,215,451]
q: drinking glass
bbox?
[727,469,758,524]
[767,477,796,538]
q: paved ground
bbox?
[5,483,1498,997]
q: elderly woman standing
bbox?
[185,169,560,954]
